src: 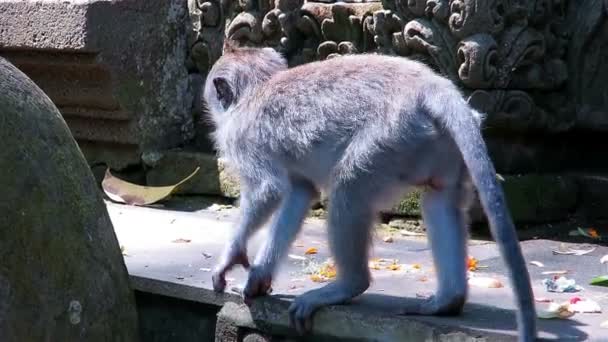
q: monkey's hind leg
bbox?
[289,181,373,334]
[399,183,469,316]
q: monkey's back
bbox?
[226,53,463,185]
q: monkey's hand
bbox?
[242,265,273,305]
[211,246,251,293]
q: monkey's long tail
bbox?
[424,92,537,342]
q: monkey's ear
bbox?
[222,39,239,54]
[213,77,235,110]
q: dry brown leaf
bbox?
[368,260,382,270]
[172,238,191,243]
[102,167,200,206]
[310,262,337,282]
[305,247,318,255]
[386,261,401,271]
[467,256,479,271]
[417,276,429,282]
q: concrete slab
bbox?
[107,201,608,341]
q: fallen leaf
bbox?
[102,167,200,206]
[172,238,191,243]
[310,261,337,282]
[589,228,600,239]
[207,203,233,211]
[305,247,318,255]
[468,276,503,288]
[467,256,479,271]
[577,227,601,239]
[535,297,553,303]
[552,244,596,256]
[176,276,185,280]
[542,270,569,276]
[417,276,429,282]
[368,260,382,270]
[530,261,545,267]
[387,262,401,271]
[288,254,307,261]
[538,302,575,319]
[202,252,212,259]
[400,230,425,237]
[383,236,394,243]
[601,255,608,264]
[590,275,608,287]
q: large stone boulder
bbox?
[0,57,139,340]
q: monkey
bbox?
[203,44,537,342]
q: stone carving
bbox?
[188,0,605,138]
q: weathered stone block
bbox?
[0,57,138,341]
[145,151,240,198]
[0,0,194,169]
[469,174,579,224]
[388,175,578,224]
[574,175,608,220]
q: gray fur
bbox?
[204,47,536,342]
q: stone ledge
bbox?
[0,0,194,168]
[110,202,605,341]
[130,277,510,342]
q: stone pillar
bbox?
[0,0,195,170]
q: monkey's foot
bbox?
[398,294,465,316]
[288,280,368,334]
[211,248,251,293]
[242,266,273,306]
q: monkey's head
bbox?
[203,41,288,122]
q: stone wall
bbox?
[3,0,608,224]
[0,0,195,170]
[188,0,608,174]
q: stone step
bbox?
[108,201,608,341]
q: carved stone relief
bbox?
[188,0,607,136]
